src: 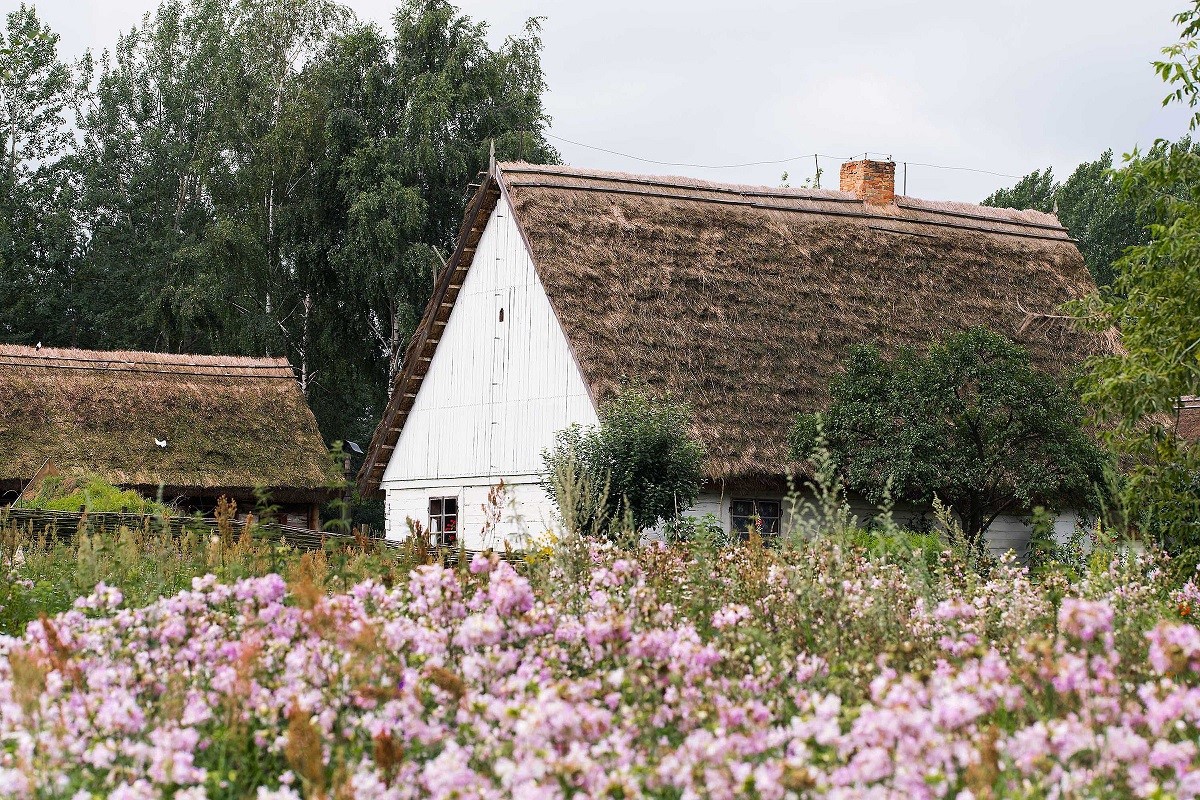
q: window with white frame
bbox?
[730,498,781,536]
[428,496,459,546]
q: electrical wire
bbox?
[901,161,1023,179]
[545,133,1024,179]
[545,133,849,169]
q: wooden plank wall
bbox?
[381,193,598,541]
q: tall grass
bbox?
[0,514,430,635]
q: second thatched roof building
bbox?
[0,345,341,527]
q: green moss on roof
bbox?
[17,473,173,514]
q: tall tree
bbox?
[0,4,84,344]
[318,3,557,387]
[73,0,350,359]
[289,1,557,442]
[983,150,1148,288]
[1069,1,1200,552]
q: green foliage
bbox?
[1,0,557,450]
[541,429,622,541]
[0,3,86,345]
[16,474,172,515]
[983,168,1056,215]
[843,527,946,572]
[1065,3,1200,553]
[982,148,1152,287]
[71,0,350,356]
[790,328,1108,543]
[663,512,727,546]
[543,389,705,537]
[846,479,947,571]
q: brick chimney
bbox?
[840,159,896,205]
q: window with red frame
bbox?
[428,497,459,546]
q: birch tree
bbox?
[312,4,557,388]
[0,4,84,344]
[27,0,556,446]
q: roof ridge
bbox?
[497,161,1069,235]
[0,345,296,380]
[499,161,855,202]
[0,344,291,369]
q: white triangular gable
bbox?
[381,192,599,487]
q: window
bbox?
[428,497,459,546]
[731,498,781,537]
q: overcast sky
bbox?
[33,0,1196,201]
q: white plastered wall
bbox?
[679,488,1079,561]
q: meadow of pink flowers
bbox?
[1,542,1199,799]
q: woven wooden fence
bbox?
[0,507,524,565]
[0,507,373,551]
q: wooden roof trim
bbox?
[356,174,502,497]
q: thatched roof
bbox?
[0,346,341,502]
[359,162,1108,495]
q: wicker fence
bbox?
[0,507,371,551]
[0,507,526,565]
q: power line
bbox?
[545,133,849,170]
[545,132,1024,179]
[902,160,1022,179]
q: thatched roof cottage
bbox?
[358,158,1106,553]
[0,346,340,527]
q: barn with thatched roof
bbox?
[358,158,1107,553]
[0,346,341,526]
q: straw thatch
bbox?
[0,345,341,502]
[1178,397,1200,441]
[359,162,1110,494]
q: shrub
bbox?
[790,328,1108,546]
[663,511,727,545]
[542,388,705,537]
